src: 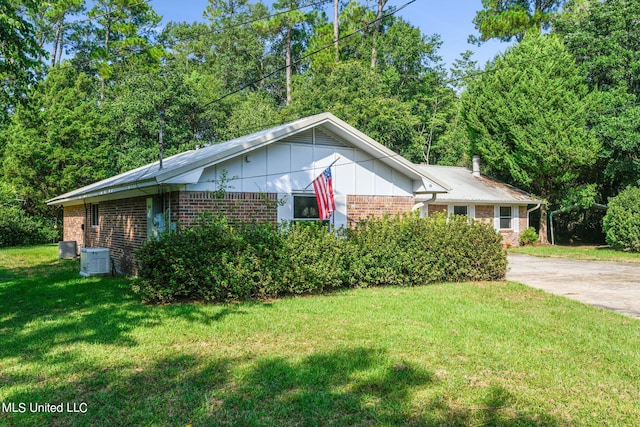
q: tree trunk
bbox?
[539,202,549,245]
[285,23,292,105]
[370,0,386,68]
[51,21,61,67]
[333,0,339,62]
[56,30,64,66]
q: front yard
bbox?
[1,245,639,426]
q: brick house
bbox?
[47,113,451,274]
[417,156,542,247]
[49,113,543,274]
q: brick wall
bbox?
[175,191,279,227]
[346,195,415,226]
[427,204,447,215]
[86,197,147,275]
[63,205,86,251]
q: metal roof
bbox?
[417,164,542,204]
[48,113,450,206]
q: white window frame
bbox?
[447,204,475,220]
[495,206,518,231]
[90,203,99,228]
[292,193,323,222]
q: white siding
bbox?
[188,140,415,223]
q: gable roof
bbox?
[48,113,450,206]
[417,164,542,204]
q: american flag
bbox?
[312,166,336,220]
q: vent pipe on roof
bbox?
[472,155,481,177]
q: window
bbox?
[293,195,320,221]
[499,206,512,229]
[453,205,468,217]
[90,204,99,227]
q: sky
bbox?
[148,0,514,70]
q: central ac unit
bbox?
[80,247,111,277]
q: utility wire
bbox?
[200,0,416,109]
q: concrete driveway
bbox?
[507,253,640,319]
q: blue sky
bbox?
[149,0,513,70]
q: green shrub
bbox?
[347,213,506,287]
[0,206,61,247]
[519,227,539,246]
[603,186,640,252]
[133,212,507,304]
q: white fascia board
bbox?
[47,179,158,206]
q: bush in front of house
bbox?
[346,213,506,287]
[133,212,507,304]
[519,227,539,246]
[603,186,640,252]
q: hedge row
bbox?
[133,213,507,304]
[0,207,61,247]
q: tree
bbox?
[71,0,164,97]
[202,0,269,95]
[258,0,317,105]
[0,0,46,123]
[102,72,214,173]
[461,32,599,243]
[471,0,565,43]
[1,66,111,218]
[555,0,640,196]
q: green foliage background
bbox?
[1,0,639,245]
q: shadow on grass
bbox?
[1,346,562,427]
[0,257,256,362]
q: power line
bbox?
[164,0,332,44]
[200,0,416,109]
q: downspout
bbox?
[82,199,88,249]
[413,193,437,212]
[527,203,541,230]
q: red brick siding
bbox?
[474,205,494,225]
[346,195,415,226]
[86,197,147,275]
[63,205,86,250]
[427,204,447,215]
[175,191,279,227]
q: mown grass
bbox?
[1,245,639,426]
[510,244,640,263]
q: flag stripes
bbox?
[312,166,336,220]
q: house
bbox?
[48,113,542,275]
[417,156,542,246]
[47,113,451,274]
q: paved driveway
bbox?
[507,253,640,319]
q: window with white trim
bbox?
[293,195,320,221]
[453,205,468,217]
[90,204,99,227]
[499,206,512,229]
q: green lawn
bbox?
[1,245,639,426]
[510,244,640,263]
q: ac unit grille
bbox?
[80,248,111,277]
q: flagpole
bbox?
[304,156,341,191]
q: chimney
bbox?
[472,155,481,177]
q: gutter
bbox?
[412,193,438,211]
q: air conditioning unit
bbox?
[58,241,78,259]
[80,247,111,277]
